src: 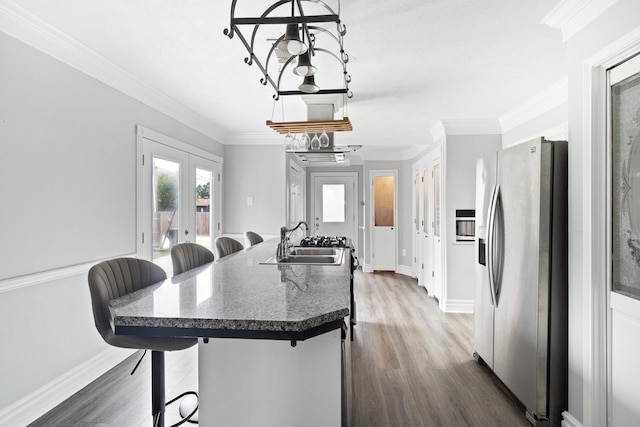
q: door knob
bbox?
[185,229,189,235]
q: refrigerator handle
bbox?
[486,185,499,307]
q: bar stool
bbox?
[214,237,244,258]
[171,242,215,275]
[87,258,198,427]
[243,231,264,247]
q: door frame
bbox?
[136,125,222,260]
[582,27,640,427]
[368,169,398,272]
[309,171,358,241]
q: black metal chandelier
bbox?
[224,0,352,100]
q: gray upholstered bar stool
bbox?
[243,231,264,247]
[87,258,198,427]
[214,236,244,258]
[169,242,214,423]
[171,242,215,275]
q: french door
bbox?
[137,128,221,274]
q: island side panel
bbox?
[199,328,343,427]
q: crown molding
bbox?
[361,145,430,162]
[500,77,568,133]
[440,119,502,135]
[542,0,619,42]
[0,1,226,143]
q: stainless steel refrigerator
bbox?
[473,137,568,426]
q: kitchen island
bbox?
[109,239,352,427]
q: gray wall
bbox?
[445,135,502,301]
[222,145,286,235]
[0,32,223,414]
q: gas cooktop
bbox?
[299,236,349,248]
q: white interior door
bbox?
[371,171,397,271]
[311,173,356,241]
[608,54,640,426]
[422,167,432,294]
[432,159,442,301]
[414,171,422,281]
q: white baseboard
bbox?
[0,347,134,427]
[561,411,583,427]
[395,264,414,277]
[442,299,474,313]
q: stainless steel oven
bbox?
[455,209,475,242]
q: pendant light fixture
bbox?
[293,51,317,77]
[299,75,320,93]
[225,0,352,100]
[278,23,307,56]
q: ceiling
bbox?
[5,0,567,160]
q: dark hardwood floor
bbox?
[29,270,528,427]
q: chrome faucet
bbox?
[277,221,309,258]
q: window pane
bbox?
[323,184,345,222]
[611,69,640,300]
[374,176,394,227]
[415,174,420,231]
[423,169,429,234]
[153,158,180,259]
[195,168,213,250]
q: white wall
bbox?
[0,32,223,424]
[563,0,640,424]
[502,103,568,149]
[222,144,286,236]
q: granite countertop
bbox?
[109,239,351,340]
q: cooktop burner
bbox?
[299,236,348,247]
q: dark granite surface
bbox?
[109,239,350,338]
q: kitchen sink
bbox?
[288,247,339,256]
[260,247,344,266]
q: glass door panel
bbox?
[190,155,220,252]
[322,184,346,223]
[152,157,182,265]
[433,163,441,237]
[195,168,213,250]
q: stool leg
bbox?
[151,351,165,427]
